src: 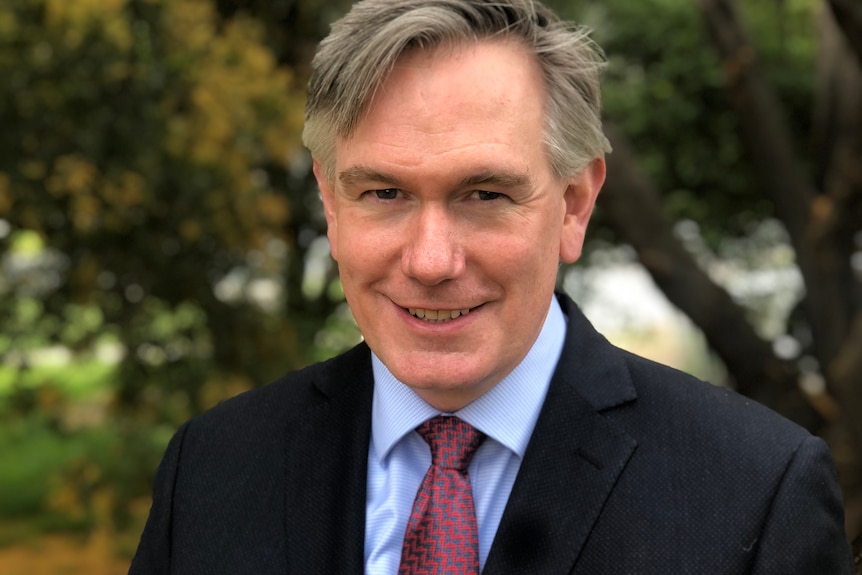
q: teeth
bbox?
[407,307,472,322]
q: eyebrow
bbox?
[459,169,530,190]
[338,165,531,190]
[338,166,401,187]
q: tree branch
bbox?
[697,0,815,244]
[827,0,862,66]
[600,123,822,430]
[829,311,862,413]
[814,5,862,241]
[698,0,856,369]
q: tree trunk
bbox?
[698,0,856,370]
[827,0,862,66]
[692,0,862,534]
[816,2,862,480]
[599,122,822,431]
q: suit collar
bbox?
[282,343,373,574]
[484,292,639,574]
[555,292,638,411]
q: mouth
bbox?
[406,306,476,323]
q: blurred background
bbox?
[1,0,860,572]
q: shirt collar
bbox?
[371,295,567,461]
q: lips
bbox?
[407,307,472,322]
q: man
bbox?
[130,0,854,573]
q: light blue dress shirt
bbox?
[364,296,567,574]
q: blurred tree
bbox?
[0,0,330,423]
[212,0,355,70]
[209,0,358,348]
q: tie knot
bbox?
[416,416,485,471]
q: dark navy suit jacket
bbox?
[130,293,854,574]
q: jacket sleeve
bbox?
[749,435,854,574]
[128,421,190,575]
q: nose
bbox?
[401,205,465,285]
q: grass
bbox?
[0,357,171,553]
[0,417,76,518]
[0,359,118,401]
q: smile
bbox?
[407,307,472,323]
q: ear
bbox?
[313,159,339,261]
[559,157,606,264]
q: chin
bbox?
[390,359,497,402]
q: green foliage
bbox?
[0,360,116,403]
[0,417,75,519]
[0,0,319,423]
[556,0,818,246]
[0,2,350,545]
[0,411,170,536]
[0,352,170,543]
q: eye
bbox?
[474,190,504,201]
[371,188,399,200]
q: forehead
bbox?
[336,40,549,176]
[379,39,544,128]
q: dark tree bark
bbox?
[696,0,860,397]
[815,5,862,469]
[827,0,862,66]
[670,0,862,534]
[697,0,851,373]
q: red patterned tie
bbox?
[398,416,487,575]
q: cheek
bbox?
[502,211,564,270]
[335,219,397,278]
[478,230,559,289]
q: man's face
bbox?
[315,40,604,411]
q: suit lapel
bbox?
[484,294,639,574]
[282,344,373,575]
[279,296,637,573]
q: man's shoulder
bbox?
[554,292,814,473]
[614,348,812,456]
[188,342,371,437]
[557,291,811,450]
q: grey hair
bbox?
[303,0,611,181]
